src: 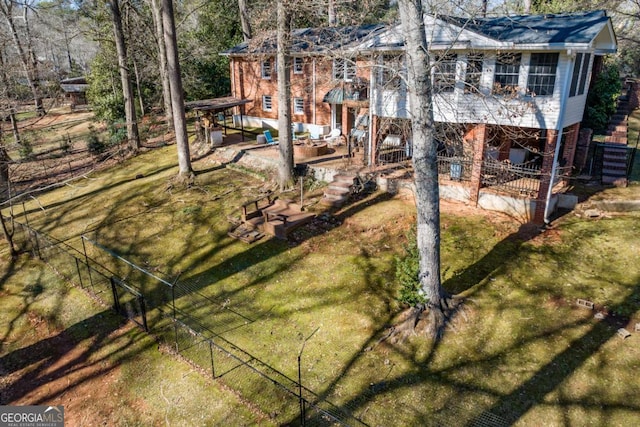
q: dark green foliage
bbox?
[395,227,427,306]
[108,120,128,145]
[86,126,106,155]
[87,49,126,125]
[583,61,621,134]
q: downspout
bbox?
[312,58,316,124]
[543,51,575,224]
[367,54,374,167]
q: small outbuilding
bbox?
[60,77,89,110]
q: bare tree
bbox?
[238,0,252,41]
[162,0,193,179]
[0,0,45,116]
[149,0,173,130]
[107,0,140,151]
[276,0,294,190]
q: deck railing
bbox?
[481,159,542,196]
[437,153,473,181]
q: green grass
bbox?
[2,119,640,425]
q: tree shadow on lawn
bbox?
[153,191,397,323]
[0,309,152,405]
[281,221,640,426]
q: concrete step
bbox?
[602,160,627,169]
[333,173,357,185]
[606,130,627,138]
[602,168,627,176]
[324,186,351,197]
[608,125,627,133]
[602,175,628,186]
[320,196,347,207]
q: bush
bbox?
[86,127,106,155]
[18,138,33,160]
[394,227,427,306]
[583,60,621,134]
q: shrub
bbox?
[86,127,106,155]
[18,138,33,160]
[583,60,621,134]
[395,227,427,306]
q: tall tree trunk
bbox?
[108,0,140,151]
[132,57,145,117]
[162,0,192,177]
[328,0,337,26]
[276,0,294,190]
[1,2,45,116]
[397,0,451,337]
[149,0,173,130]
[0,49,20,145]
[237,0,252,41]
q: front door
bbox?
[332,103,342,131]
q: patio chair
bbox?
[263,130,278,145]
[323,128,343,146]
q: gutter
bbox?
[543,50,576,225]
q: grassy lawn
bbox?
[2,112,640,425]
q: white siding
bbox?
[372,51,587,131]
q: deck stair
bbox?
[601,97,631,186]
[228,194,315,241]
[320,172,359,207]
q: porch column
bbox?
[533,129,559,225]
[370,115,379,166]
[562,123,581,171]
[469,124,488,204]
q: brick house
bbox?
[223,11,617,224]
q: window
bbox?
[577,53,591,96]
[333,58,356,81]
[380,54,404,89]
[464,54,483,93]
[262,95,272,111]
[493,53,521,94]
[569,53,591,97]
[293,57,303,74]
[293,97,304,114]
[526,53,558,96]
[261,60,272,79]
[433,53,457,93]
[569,53,583,97]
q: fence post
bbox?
[75,257,85,289]
[81,237,95,290]
[214,341,216,380]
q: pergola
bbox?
[185,96,253,142]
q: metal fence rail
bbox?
[481,159,542,196]
[7,220,368,426]
[437,154,473,181]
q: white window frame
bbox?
[262,95,272,111]
[333,58,356,82]
[526,53,559,97]
[293,57,304,74]
[293,97,304,115]
[261,59,272,79]
[493,53,521,95]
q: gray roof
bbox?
[223,24,386,55]
[443,10,611,45]
[223,10,614,56]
